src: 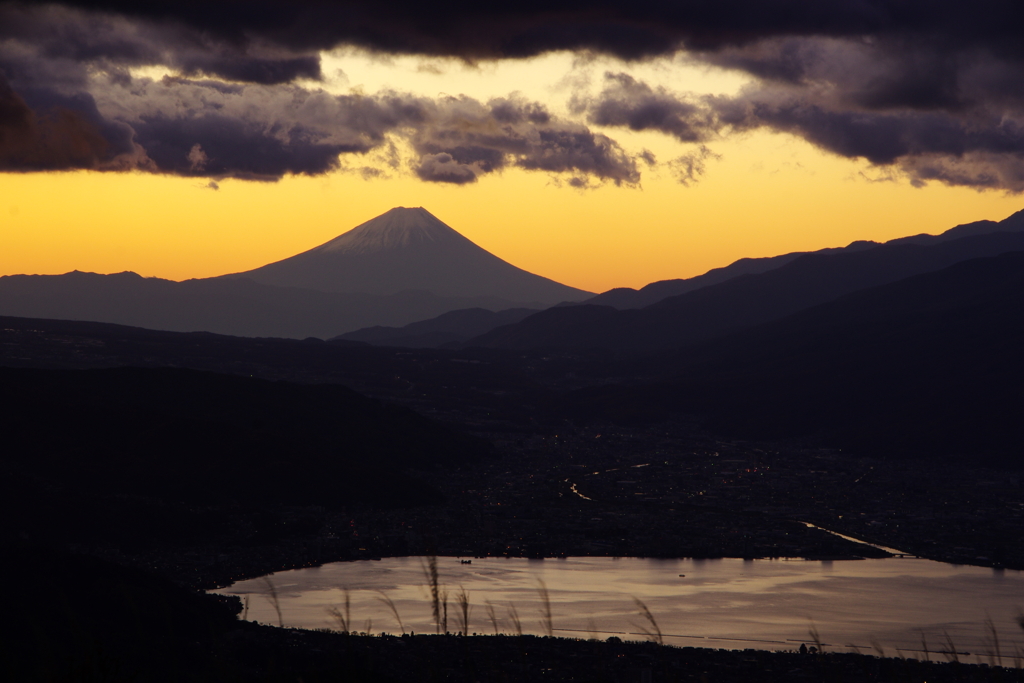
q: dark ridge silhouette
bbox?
[586,208,1024,309]
[334,306,540,348]
[221,206,592,304]
[0,365,489,511]
[0,270,546,339]
[467,228,1024,352]
[557,251,1024,464]
[0,537,239,682]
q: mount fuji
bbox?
[0,207,589,339]
[221,207,591,305]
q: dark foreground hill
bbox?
[470,229,1024,351]
[558,251,1024,464]
[1,538,240,682]
[0,365,488,515]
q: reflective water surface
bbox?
[213,556,1024,655]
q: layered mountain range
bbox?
[4,205,1024,352]
[0,207,590,339]
[465,208,1024,351]
[5,238,1024,462]
[584,210,1024,309]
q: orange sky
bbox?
[2,52,1022,294]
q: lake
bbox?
[212,556,1024,658]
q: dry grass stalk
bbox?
[374,590,405,634]
[441,588,449,634]
[261,577,283,627]
[326,587,352,634]
[1017,613,1024,669]
[919,631,930,663]
[454,586,472,636]
[485,601,501,635]
[537,580,553,637]
[633,597,663,645]
[983,616,1003,667]
[808,623,824,654]
[941,631,959,664]
[421,555,442,634]
[507,602,523,636]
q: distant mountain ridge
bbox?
[221,207,592,305]
[587,208,1024,309]
[0,271,545,339]
[468,223,1024,352]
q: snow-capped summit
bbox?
[222,207,592,304]
[314,207,464,254]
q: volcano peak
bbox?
[315,206,464,255]
[221,206,592,304]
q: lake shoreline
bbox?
[209,624,1024,682]
[212,555,1024,657]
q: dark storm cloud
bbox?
[415,153,478,184]
[574,70,1024,191]
[573,72,717,142]
[0,3,322,85]
[746,104,1024,190]
[0,70,141,171]
[0,2,645,185]
[0,73,102,170]
[131,112,361,180]
[410,96,639,185]
[35,1,1024,62]
[5,1,1024,190]
[0,65,641,182]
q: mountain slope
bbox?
[468,228,1024,351]
[671,248,1024,462]
[221,206,591,304]
[567,250,1024,463]
[334,306,540,348]
[586,208,1024,309]
[0,271,544,339]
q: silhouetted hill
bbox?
[334,307,540,348]
[0,538,239,682]
[586,208,1024,309]
[469,229,1024,352]
[222,207,591,304]
[0,366,488,513]
[0,270,543,338]
[558,251,1024,464]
